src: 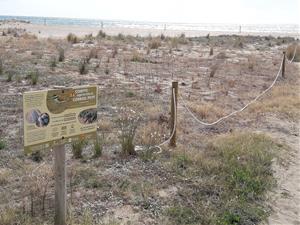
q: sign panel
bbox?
[23,85,98,153]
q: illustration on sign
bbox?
[23,85,98,153]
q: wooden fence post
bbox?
[170,81,178,147]
[282,51,286,78]
[54,144,66,225]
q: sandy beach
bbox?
[1,20,299,38]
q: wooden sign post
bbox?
[54,145,66,225]
[170,81,178,147]
[23,85,98,225]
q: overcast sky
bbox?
[0,0,299,24]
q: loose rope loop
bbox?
[151,87,177,154]
[180,54,284,126]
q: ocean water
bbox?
[0,15,299,35]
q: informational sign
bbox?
[23,85,98,153]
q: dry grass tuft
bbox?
[97,30,106,39]
[88,48,98,60]
[79,59,88,74]
[67,33,80,44]
[0,58,3,75]
[248,55,256,71]
[209,47,214,56]
[250,85,300,120]
[209,64,219,77]
[188,101,224,120]
[148,38,162,49]
[72,139,87,159]
[58,48,65,62]
[286,43,300,62]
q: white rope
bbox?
[180,56,284,126]
[287,45,298,64]
[150,88,177,153]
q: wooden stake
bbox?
[54,145,66,225]
[170,81,178,147]
[282,51,286,78]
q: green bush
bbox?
[0,59,3,75]
[118,109,140,155]
[27,70,39,85]
[71,139,87,159]
[93,135,104,158]
[148,38,161,49]
[67,33,79,44]
[6,72,12,82]
[97,30,106,38]
[167,206,200,225]
[79,60,88,74]
[0,139,5,150]
[58,48,65,62]
[50,57,57,70]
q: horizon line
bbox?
[0,14,299,26]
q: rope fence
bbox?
[151,47,297,149]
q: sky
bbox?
[0,0,299,24]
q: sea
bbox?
[0,15,299,35]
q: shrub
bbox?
[210,47,214,56]
[248,55,256,71]
[112,46,118,58]
[210,64,219,77]
[167,206,200,225]
[71,139,87,159]
[67,33,79,44]
[286,43,300,62]
[126,91,135,97]
[0,59,3,75]
[118,108,140,155]
[131,51,148,63]
[0,170,9,185]
[188,101,224,120]
[30,151,43,162]
[0,208,18,225]
[79,60,88,74]
[170,37,179,49]
[88,48,98,61]
[93,135,104,158]
[148,38,161,49]
[234,37,243,48]
[97,30,106,38]
[116,33,125,41]
[27,70,39,85]
[58,48,65,62]
[6,72,12,82]
[50,57,57,70]
[104,66,109,75]
[178,33,188,44]
[0,139,5,150]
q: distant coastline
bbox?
[0,15,299,36]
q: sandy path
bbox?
[261,116,300,225]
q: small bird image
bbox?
[51,94,66,104]
[26,109,50,127]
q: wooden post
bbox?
[170,81,178,147]
[54,145,66,225]
[282,51,286,78]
